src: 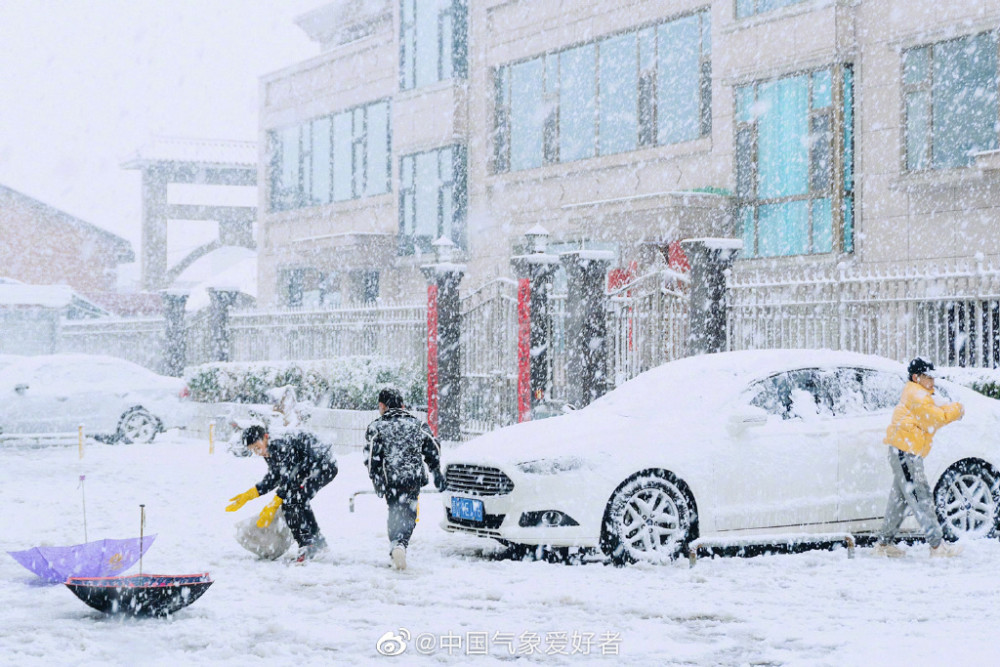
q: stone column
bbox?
[681,238,742,356]
[160,290,189,377]
[421,238,466,441]
[560,250,614,408]
[208,288,239,363]
[510,226,558,420]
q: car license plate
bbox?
[451,496,484,522]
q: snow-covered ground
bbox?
[1,433,999,665]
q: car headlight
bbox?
[515,456,587,475]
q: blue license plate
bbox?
[451,496,484,522]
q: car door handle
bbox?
[56,396,68,402]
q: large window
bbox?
[399,145,467,254]
[904,31,999,171]
[268,100,390,212]
[736,0,807,19]
[736,66,855,258]
[493,10,711,173]
[400,0,467,91]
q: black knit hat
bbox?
[907,357,937,379]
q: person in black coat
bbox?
[226,425,338,562]
[364,387,444,570]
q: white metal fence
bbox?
[605,269,691,388]
[459,278,519,438]
[60,316,165,371]
[727,257,1000,367]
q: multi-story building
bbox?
[257,0,1000,315]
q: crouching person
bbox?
[364,388,445,570]
[226,425,338,562]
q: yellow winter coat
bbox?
[884,381,964,457]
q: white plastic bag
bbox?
[234,509,293,560]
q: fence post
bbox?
[160,290,188,377]
[511,226,558,421]
[422,238,465,441]
[560,250,614,408]
[207,288,239,363]
[681,239,741,356]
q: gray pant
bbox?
[878,447,943,548]
[386,487,419,550]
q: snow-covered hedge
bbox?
[939,367,1000,401]
[183,357,425,410]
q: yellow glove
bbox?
[257,495,283,528]
[225,487,259,512]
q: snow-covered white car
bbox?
[0,354,193,443]
[442,350,1000,564]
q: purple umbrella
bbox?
[8,535,157,583]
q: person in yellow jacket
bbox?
[875,357,964,558]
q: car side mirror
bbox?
[727,409,768,435]
[14,383,28,395]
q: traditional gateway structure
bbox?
[58,0,1000,439]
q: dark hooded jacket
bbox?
[364,408,441,495]
[255,431,338,503]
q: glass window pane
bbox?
[701,10,711,55]
[758,200,810,257]
[757,75,810,199]
[599,34,638,155]
[639,28,656,71]
[332,112,353,201]
[441,11,453,80]
[311,117,331,205]
[415,0,440,87]
[932,33,999,168]
[559,44,597,162]
[735,85,755,123]
[903,47,930,86]
[510,58,544,171]
[811,198,833,253]
[279,125,300,205]
[905,91,930,170]
[657,14,701,145]
[810,113,832,192]
[811,70,832,108]
[415,152,439,238]
[365,102,389,196]
[736,126,756,198]
[740,206,755,258]
[843,194,854,253]
[439,146,453,182]
[736,0,755,18]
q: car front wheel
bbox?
[601,470,696,565]
[935,460,1000,540]
[117,408,160,444]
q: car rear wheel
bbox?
[934,460,1000,540]
[601,470,695,565]
[117,408,159,444]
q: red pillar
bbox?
[426,284,440,436]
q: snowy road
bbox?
[1,434,999,665]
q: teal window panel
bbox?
[811,198,832,253]
[757,75,810,199]
[510,58,545,170]
[657,14,702,145]
[559,43,597,162]
[758,200,809,257]
[932,32,999,167]
[599,33,638,155]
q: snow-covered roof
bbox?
[121,136,256,169]
[0,282,74,308]
[170,245,257,312]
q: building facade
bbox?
[257,0,1000,308]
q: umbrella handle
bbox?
[139,504,146,576]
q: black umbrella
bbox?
[65,573,213,617]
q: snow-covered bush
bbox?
[184,357,425,410]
